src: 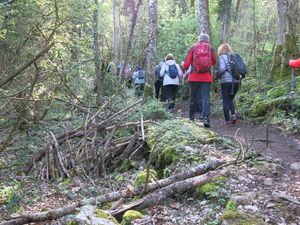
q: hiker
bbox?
[125,64,133,88]
[215,43,239,126]
[155,61,164,100]
[184,65,203,120]
[289,58,300,68]
[181,33,216,127]
[132,66,146,97]
[160,53,182,113]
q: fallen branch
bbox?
[0,159,224,225]
[108,169,227,216]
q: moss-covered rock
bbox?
[122,210,143,225]
[67,220,79,225]
[221,210,267,225]
[133,169,157,187]
[147,119,216,170]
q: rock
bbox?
[266,202,276,208]
[272,191,300,205]
[230,192,258,205]
[91,218,117,225]
[290,162,300,170]
[263,178,273,186]
[244,205,259,211]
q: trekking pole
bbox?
[290,66,296,128]
[181,80,186,117]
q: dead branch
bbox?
[108,169,227,216]
[0,42,55,88]
[0,160,224,225]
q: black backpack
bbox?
[227,54,247,80]
[167,64,179,79]
[137,70,145,79]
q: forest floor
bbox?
[1,110,300,224]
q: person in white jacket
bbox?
[160,53,182,113]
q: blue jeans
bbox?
[189,82,211,121]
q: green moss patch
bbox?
[221,210,267,225]
[147,119,216,170]
[133,169,157,187]
[122,210,143,225]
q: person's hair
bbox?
[218,43,233,56]
[165,53,174,61]
[198,33,210,43]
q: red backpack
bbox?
[192,42,212,73]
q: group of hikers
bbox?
[131,33,245,128]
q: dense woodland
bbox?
[0,0,300,225]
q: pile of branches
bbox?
[25,99,147,180]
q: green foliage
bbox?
[133,169,157,187]
[121,210,143,225]
[130,99,170,121]
[225,200,238,211]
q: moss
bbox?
[100,202,113,210]
[133,169,157,187]
[118,159,138,172]
[95,209,120,225]
[270,44,283,79]
[61,177,73,187]
[147,119,217,171]
[225,200,237,211]
[221,210,267,225]
[196,183,217,197]
[122,210,143,225]
[67,220,79,225]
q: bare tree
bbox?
[93,0,101,105]
[197,0,212,37]
[121,0,143,78]
[146,0,157,88]
[271,0,299,79]
[113,0,121,71]
[218,0,232,44]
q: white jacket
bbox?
[160,60,182,86]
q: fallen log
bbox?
[108,169,227,217]
[0,159,224,225]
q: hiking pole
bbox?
[290,66,296,129]
[181,80,186,117]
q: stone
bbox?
[290,162,300,170]
[91,217,118,225]
[263,178,273,186]
[244,205,259,211]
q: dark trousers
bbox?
[154,79,163,99]
[189,82,211,121]
[135,83,145,97]
[196,91,203,115]
[221,82,239,121]
[164,84,178,110]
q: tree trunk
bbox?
[93,0,101,105]
[113,0,120,72]
[197,0,212,37]
[146,0,157,94]
[271,0,299,79]
[218,0,232,44]
[122,0,143,78]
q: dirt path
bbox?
[209,117,300,167]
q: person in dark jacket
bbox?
[215,43,240,126]
[154,61,164,100]
[132,66,146,97]
[181,33,216,127]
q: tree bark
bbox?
[113,0,121,71]
[146,0,157,89]
[218,0,232,44]
[93,0,101,105]
[122,0,143,78]
[197,0,212,37]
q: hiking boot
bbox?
[231,114,237,124]
[203,117,210,128]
